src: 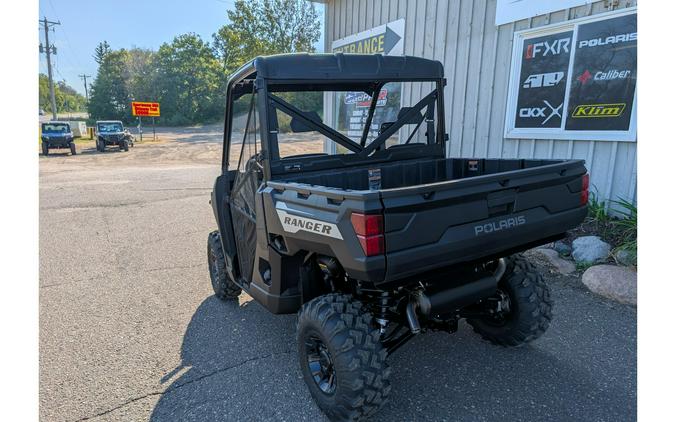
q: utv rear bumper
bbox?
[382,206,587,284]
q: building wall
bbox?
[324,0,637,206]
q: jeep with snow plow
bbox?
[206,54,588,421]
[96,120,134,152]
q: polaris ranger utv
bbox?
[96,120,134,152]
[41,121,76,155]
[207,54,588,421]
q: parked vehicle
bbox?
[207,54,588,421]
[41,121,76,155]
[96,120,134,152]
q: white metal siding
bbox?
[324,0,637,206]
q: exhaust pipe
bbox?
[405,259,506,334]
[406,301,422,334]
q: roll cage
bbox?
[221,53,447,181]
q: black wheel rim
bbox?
[482,289,513,327]
[305,335,336,395]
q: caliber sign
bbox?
[131,102,160,117]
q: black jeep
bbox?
[207,54,588,421]
[41,121,76,155]
[96,120,134,152]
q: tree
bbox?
[124,48,158,103]
[89,50,132,121]
[84,1,322,126]
[94,41,111,65]
[213,0,320,75]
[154,34,225,125]
[39,74,86,113]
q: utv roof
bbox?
[96,120,124,124]
[230,53,444,83]
[43,121,70,125]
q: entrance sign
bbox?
[504,8,636,141]
[331,19,405,146]
[331,19,404,55]
[131,101,160,117]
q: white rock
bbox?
[582,265,637,305]
[530,248,576,275]
[572,236,611,264]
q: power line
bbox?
[46,0,87,74]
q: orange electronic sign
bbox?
[131,101,160,117]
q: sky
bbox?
[38,0,325,96]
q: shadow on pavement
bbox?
[151,288,635,421]
[150,295,304,421]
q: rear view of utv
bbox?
[207,54,588,421]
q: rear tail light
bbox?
[581,174,590,205]
[351,212,384,256]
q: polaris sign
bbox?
[474,215,527,236]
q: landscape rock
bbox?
[572,236,611,264]
[615,249,637,267]
[553,241,572,256]
[582,265,637,305]
[530,248,576,274]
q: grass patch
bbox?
[569,190,637,266]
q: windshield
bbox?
[267,80,441,160]
[98,122,123,132]
[42,123,69,133]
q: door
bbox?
[229,93,263,283]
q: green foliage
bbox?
[579,191,638,266]
[39,74,87,113]
[88,50,132,122]
[587,190,610,223]
[213,0,321,75]
[154,34,225,125]
[94,41,112,65]
[86,0,321,126]
[611,197,637,258]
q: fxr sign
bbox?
[131,102,160,117]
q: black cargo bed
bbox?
[280,157,574,191]
[271,157,587,284]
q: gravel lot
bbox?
[40,126,636,421]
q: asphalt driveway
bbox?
[39,133,636,421]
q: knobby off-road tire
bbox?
[70,142,77,155]
[297,293,391,421]
[121,141,129,152]
[97,140,105,152]
[207,230,241,300]
[467,254,553,347]
[42,143,48,156]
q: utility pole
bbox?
[78,74,92,117]
[39,17,60,121]
[78,74,92,102]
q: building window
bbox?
[504,7,636,142]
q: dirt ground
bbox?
[48,123,323,170]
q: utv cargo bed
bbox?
[268,157,587,284]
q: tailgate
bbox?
[381,160,587,282]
